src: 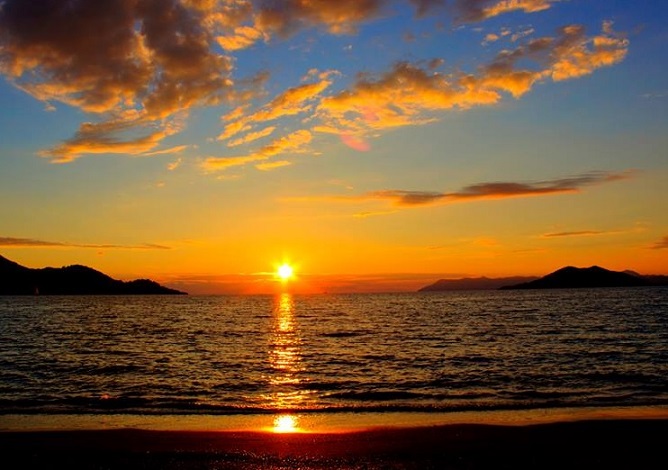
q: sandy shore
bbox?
[1,417,667,469]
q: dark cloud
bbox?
[409,0,445,16]
[650,236,668,250]
[0,237,170,250]
[0,0,234,162]
[255,0,384,36]
[542,230,605,238]
[288,170,634,207]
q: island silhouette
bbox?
[421,266,668,291]
[0,255,185,295]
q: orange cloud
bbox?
[217,25,265,50]
[39,114,185,163]
[255,160,292,171]
[454,0,557,22]
[317,23,628,138]
[227,126,277,147]
[203,129,312,172]
[218,76,333,142]
[142,145,189,156]
[549,23,629,81]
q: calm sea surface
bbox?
[1,289,667,417]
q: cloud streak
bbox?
[650,236,668,250]
[286,170,634,208]
[0,237,170,250]
[541,230,606,238]
[203,129,312,171]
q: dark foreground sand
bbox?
[1,419,667,469]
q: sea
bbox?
[1,288,667,430]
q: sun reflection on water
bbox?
[266,293,309,410]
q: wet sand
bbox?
[2,418,667,469]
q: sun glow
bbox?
[273,414,299,433]
[276,263,294,281]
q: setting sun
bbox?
[273,414,299,433]
[276,264,294,282]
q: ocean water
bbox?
[1,288,667,419]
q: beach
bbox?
[2,415,667,469]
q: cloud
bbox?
[0,1,628,167]
[227,126,277,147]
[353,210,398,218]
[217,25,265,51]
[0,237,170,250]
[203,129,312,172]
[549,23,629,81]
[255,160,292,171]
[286,170,634,208]
[650,236,668,250]
[0,0,236,162]
[142,145,189,156]
[255,0,385,36]
[250,0,554,35]
[167,157,183,171]
[454,0,557,23]
[218,75,334,141]
[409,0,445,16]
[316,22,628,137]
[541,230,605,238]
[38,113,186,163]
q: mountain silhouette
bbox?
[419,276,538,291]
[499,266,660,290]
[0,255,186,295]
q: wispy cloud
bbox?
[218,73,334,143]
[541,230,606,238]
[0,237,170,250]
[455,0,557,23]
[203,129,312,172]
[650,236,668,250]
[286,170,634,209]
[255,160,292,171]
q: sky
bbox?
[1,0,667,294]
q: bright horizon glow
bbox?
[276,264,294,282]
[272,414,299,433]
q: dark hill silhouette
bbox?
[419,276,538,291]
[500,266,659,290]
[0,255,186,295]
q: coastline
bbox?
[2,407,667,469]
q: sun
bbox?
[276,263,294,281]
[273,414,299,433]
